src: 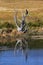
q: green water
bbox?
[0,39,43,49]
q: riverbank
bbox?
[0,46,14,51]
[0,39,43,50]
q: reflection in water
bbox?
[0,49,43,65]
[15,38,28,49]
[14,49,29,62]
[14,38,29,61]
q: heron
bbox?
[14,9,29,61]
[14,9,28,51]
[14,9,28,32]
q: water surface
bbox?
[0,49,43,65]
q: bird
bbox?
[14,9,28,33]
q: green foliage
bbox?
[0,24,3,28]
[2,22,16,29]
[0,22,16,28]
[28,20,43,27]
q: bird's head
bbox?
[25,9,28,15]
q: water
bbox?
[0,49,43,65]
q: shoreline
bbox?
[0,39,43,50]
[0,32,43,50]
[0,35,43,42]
[31,35,43,39]
[0,46,14,51]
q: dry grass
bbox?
[0,1,43,28]
[0,1,43,8]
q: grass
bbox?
[0,1,43,8]
[0,10,43,28]
[0,1,43,26]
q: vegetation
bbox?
[0,22,16,29]
[0,0,43,49]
